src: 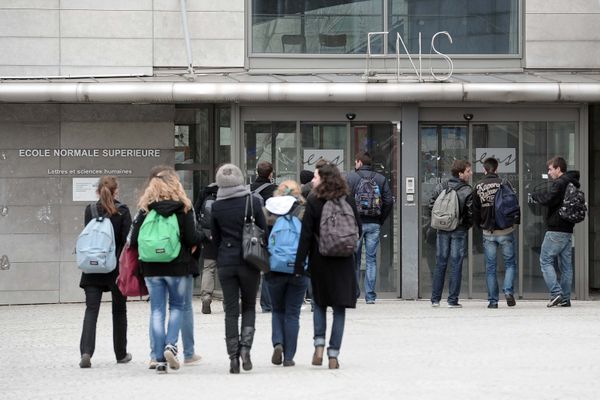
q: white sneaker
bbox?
[164,344,180,370]
[184,354,202,366]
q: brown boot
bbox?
[328,357,339,369]
[312,346,324,366]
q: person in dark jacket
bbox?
[211,163,267,374]
[79,176,132,368]
[250,161,277,313]
[194,182,219,315]
[294,163,362,370]
[473,157,519,309]
[130,167,202,374]
[264,180,308,367]
[346,151,394,304]
[531,156,580,308]
[428,159,473,308]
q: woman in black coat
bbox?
[294,163,361,369]
[79,176,132,368]
[211,164,266,374]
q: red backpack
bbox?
[117,241,148,297]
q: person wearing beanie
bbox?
[211,164,267,374]
[299,170,314,199]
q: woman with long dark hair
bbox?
[294,163,361,369]
[79,176,132,368]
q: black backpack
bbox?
[198,191,217,240]
[558,183,587,224]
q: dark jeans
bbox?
[80,285,127,360]
[218,264,261,340]
[313,304,346,358]
[431,229,467,305]
[260,274,272,311]
[266,273,309,361]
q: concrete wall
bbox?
[0,104,175,304]
[0,0,244,77]
[526,0,600,69]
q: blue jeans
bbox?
[145,276,188,362]
[266,273,309,361]
[313,304,346,358]
[483,232,517,304]
[355,223,381,302]
[149,276,195,360]
[539,231,573,300]
[431,230,467,305]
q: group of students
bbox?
[77,161,361,374]
[428,155,583,309]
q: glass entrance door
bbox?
[352,123,400,296]
[419,124,469,298]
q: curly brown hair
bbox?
[313,163,349,200]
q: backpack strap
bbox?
[253,183,271,195]
[90,202,103,221]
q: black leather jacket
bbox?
[428,177,473,230]
[532,170,580,234]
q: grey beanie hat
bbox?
[216,164,244,188]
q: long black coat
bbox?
[294,194,361,308]
[79,201,131,290]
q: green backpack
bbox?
[138,210,181,262]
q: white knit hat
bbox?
[215,164,244,188]
[265,195,297,215]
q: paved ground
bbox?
[1,298,600,400]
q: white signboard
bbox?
[303,149,344,171]
[475,148,516,173]
[73,178,99,202]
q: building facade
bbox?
[0,0,599,304]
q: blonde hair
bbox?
[97,175,118,216]
[137,167,192,212]
[274,180,305,204]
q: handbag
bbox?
[242,195,270,273]
[117,220,148,297]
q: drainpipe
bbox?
[179,0,195,77]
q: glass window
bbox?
[389,0,519,54]
[252,0,518,55]
[245,121,297,183]
[252,0,384,54]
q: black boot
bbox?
[225,337,240,374]
[239,326,255,371]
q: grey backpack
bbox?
[431,183,460,231]
[318,196,359,257]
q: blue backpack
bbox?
[76,204,117,274]
[494,180,520,230]
[268,214,306,274]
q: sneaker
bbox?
[560,299,571,307]
[148,359,158,369]
[156,362,167,374]
[184,354,202,366]
[448,303,462,308]
[271,344,283,365]
[547,294,563,308]
[366,300,375,304]
[283,360,295,367]
[505,293,516,307]
[79,353,91,368]
[164,344,180,370]
[201,298,212,314]
[431,302,440,307]
[487,302,498,309]
[117,353,132,364]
